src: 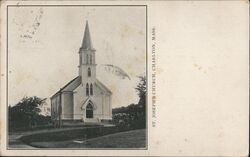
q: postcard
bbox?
[0,0,249,156]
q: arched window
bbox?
[88,67,91,77]
[86,54,89,64]
[86,83,89,96]
[90,55,92,64]
[90,83,93,95]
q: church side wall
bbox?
[73,85,85,120]
[109,95,112,117]
[51,95,60,121]
[51,98,55,120]
[62,92,73,120]
[93,84,112,120]
[103,93,112,120]
[92,84,105,120]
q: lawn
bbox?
[30,129,146,148]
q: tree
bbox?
[134,75,146,128]
[9,96,46,131]
[135,75,146,108]
[112,75,147,130]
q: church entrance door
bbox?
[86,103,93,118]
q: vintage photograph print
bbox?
[7,6,147,149]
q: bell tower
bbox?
[78,21,97,94]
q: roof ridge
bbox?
[50,76,80,99]
[96,79,112,94]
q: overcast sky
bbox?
[8,6,146,108]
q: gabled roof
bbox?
[81,21,94,50]
[81,97,97,110]
[50,76,81,99]
[96,79,112,94]
[51,77,112,99]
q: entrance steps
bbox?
[83,118,99,123]
[60,118,113,127]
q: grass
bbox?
[20,126,117,143]
[30,129,146,148]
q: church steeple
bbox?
[79,20,96,80]
[81,21,94,50]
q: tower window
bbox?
[80,54,82,65]
[88,67,91,77]
[90,55,92,64]
[86,54,89,64]
[86,83,89,96]
[90,83,93,95]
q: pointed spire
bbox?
[81,21,94,50]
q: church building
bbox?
[51,21,112,124]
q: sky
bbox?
[8,6,146,108]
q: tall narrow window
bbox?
[90,55,92,64]
[86,54,89,64]
[88,67,91,77]
[86,83,89,96]
[80,54,82,65]
[90,83,93,95]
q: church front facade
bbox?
[51,21,112,123]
